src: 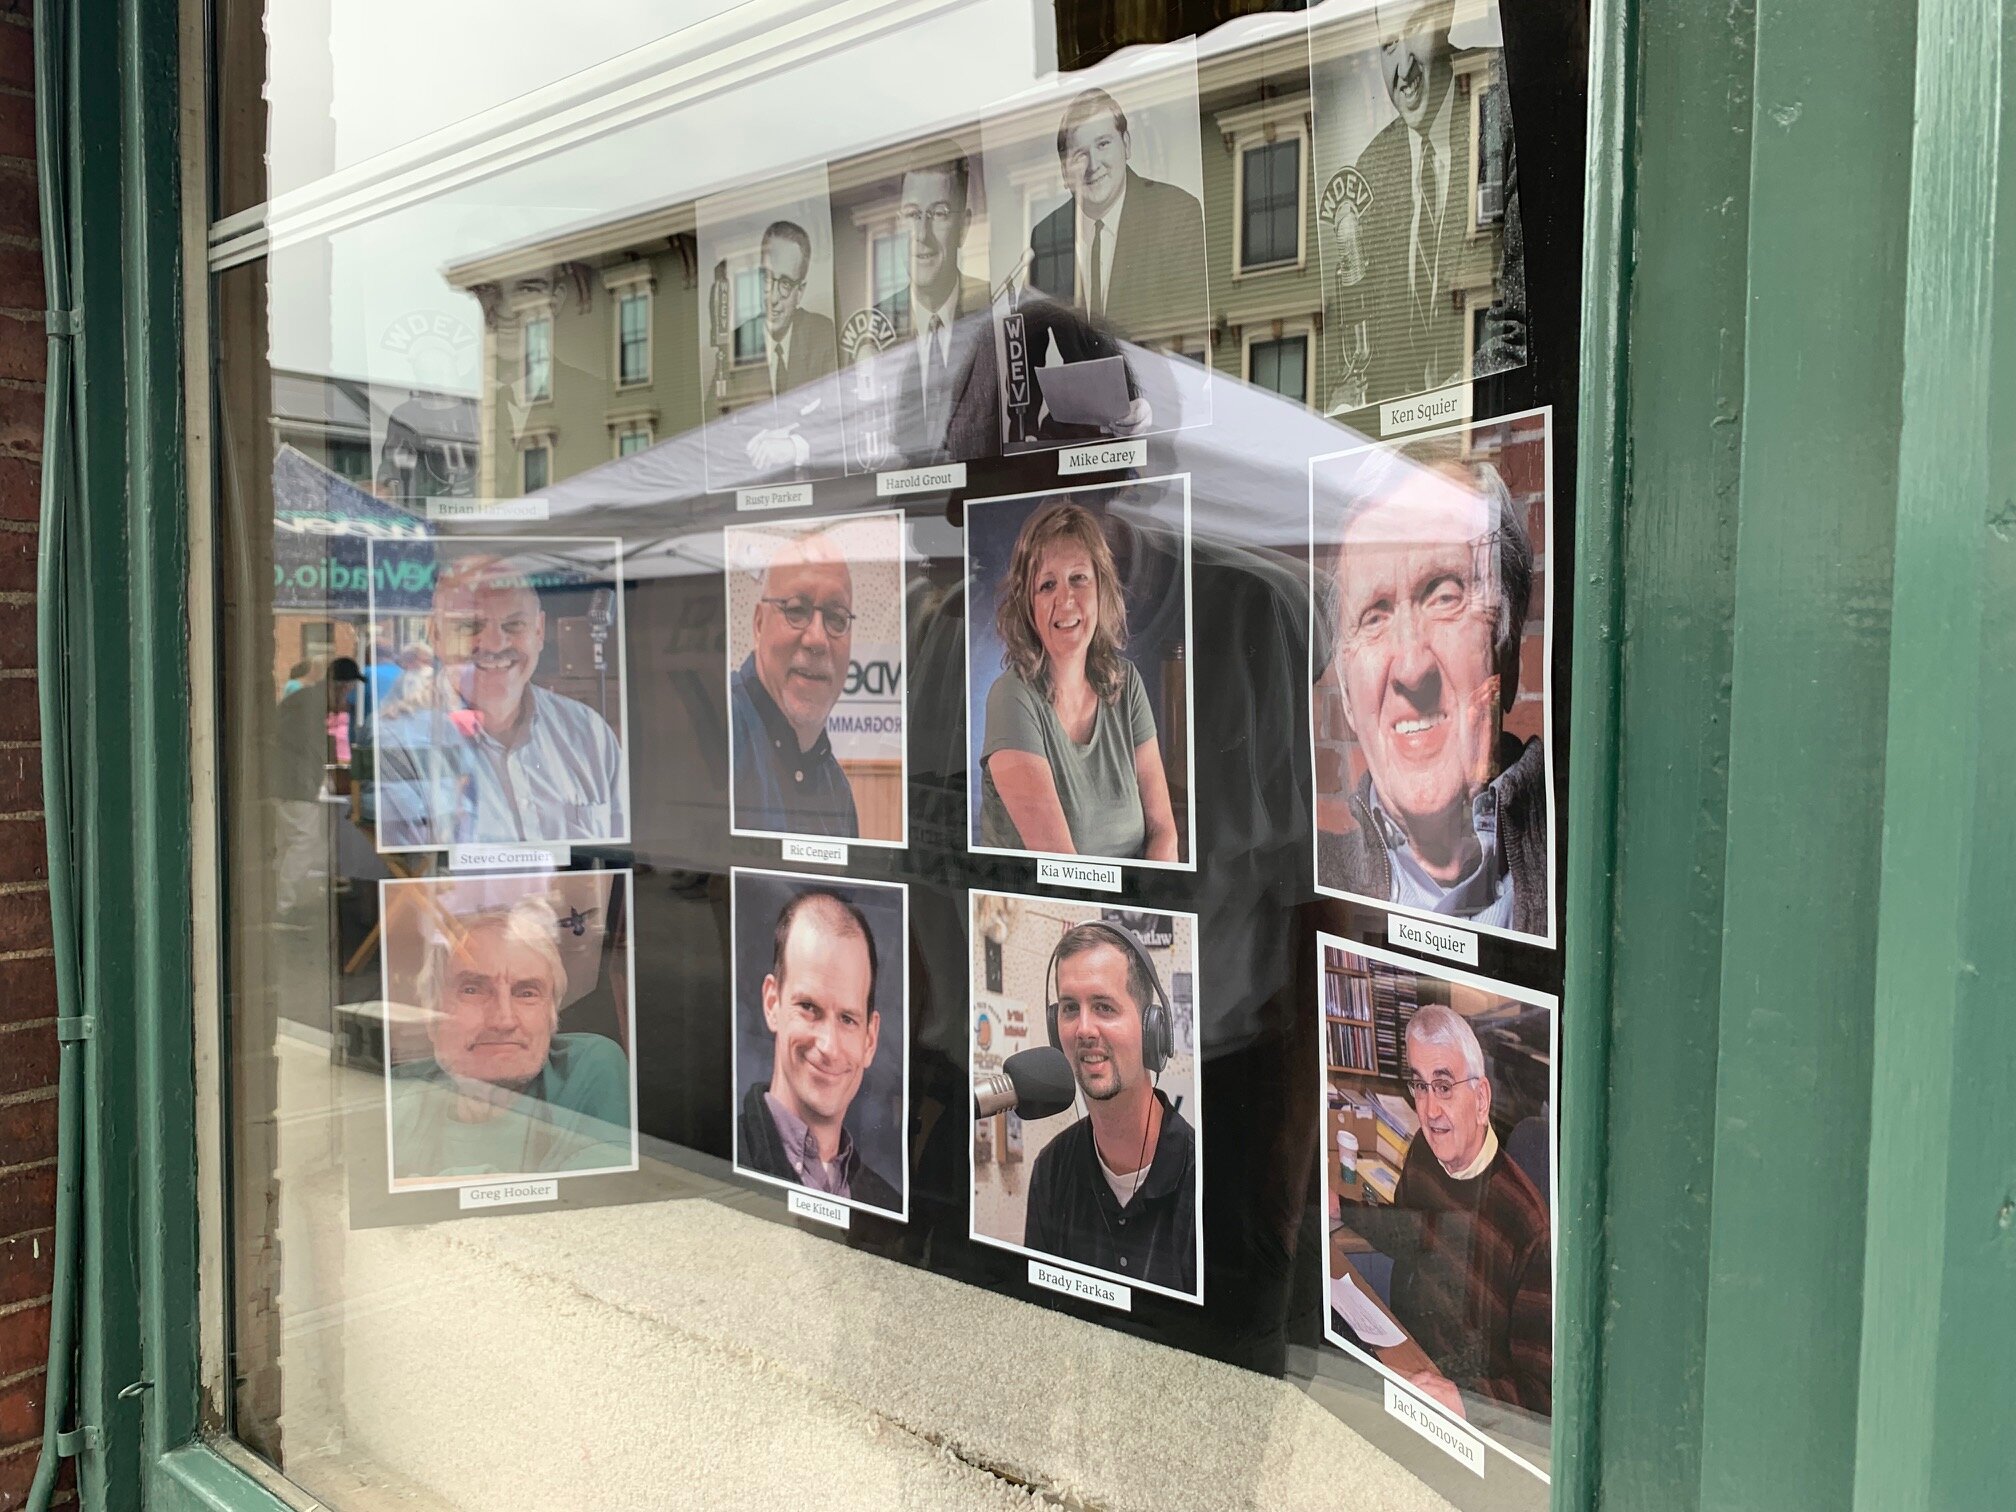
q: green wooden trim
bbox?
[1554,0,1637,1503]
[1854,1,2016,1508]
[61,0,195,1502]
[1591,0,1758,1499]
[151,1446,300,1512]
[1693,2,1919,1509]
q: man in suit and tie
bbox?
[729,220,838,480]
[1327,0,1512,410]
[869,142,997,465]
[736,220,837,397]
[1025,87,1208,343]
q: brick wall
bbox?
[0,4,67,1506]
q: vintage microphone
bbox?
[973,1045,1076,1121]
[587,587,613,722]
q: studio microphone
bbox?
[974,1045,1076,1121]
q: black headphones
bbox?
[1045,920,1173,1075]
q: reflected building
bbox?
[440,25,1524,492]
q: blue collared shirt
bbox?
[1365,769,1518,929]
[373,682,627,848]
[729,655,858,838]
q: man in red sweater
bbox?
[1375,1003,1552,1421]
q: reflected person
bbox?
[730,528,860,837]
[390,897,632,1182]
[979,502,1176,861]
[374,555,627,848]
[738,220,838,477]
[738,889,899,1210]
[1316,434,1546,933]
[1022,921,1196,1292]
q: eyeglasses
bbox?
[1403,1074,1481,1103]
[760,268,806,298]
[898,205,960,231]
[761,596,856,637]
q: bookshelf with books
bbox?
[1324,948,1426,1206]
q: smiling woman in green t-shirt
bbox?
[979,500,1178,863]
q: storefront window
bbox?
[206,2,1583,1506]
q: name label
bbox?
[788,1189,851,1229]
[1380,384,1473,437]
[1036,858,1122,893]
[449,843,570,872]
[736,483,815,511]
[876,462,965,496]
[781,838,849,867]
[459,1178,559,1210]
[426,496,550,522]
[1383,1378,1486,1476]
[1057,438,1146,475]
[1028,1260,1131,1311]
[1388,915,1479,966]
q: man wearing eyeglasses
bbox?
[870,141,996,465]
[730,528,861,837]
[1353,1004,1551,1420]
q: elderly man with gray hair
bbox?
[1352,1002,1551,1420]
[1315,430,1547,935]
[389,896,632,1184]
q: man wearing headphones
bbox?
[1022,920,1198,1293]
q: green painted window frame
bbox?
[51,0,2013,1508]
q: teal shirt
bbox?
[390,1031,632,1182]
[979,662,1157,860]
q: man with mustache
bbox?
[374,554,628,849]
[1347,1005,1551,1418]
[1327,0,1520,408]
[730,528,861,837]
[1021,920,1197,1293]
[1315,432,1548,936]
[737,887,898,1211]
[390,897,632,1182]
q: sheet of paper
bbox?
[1330,1270,1407,1348]
[1036,356,1130,427]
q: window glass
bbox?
[618,292,651,385]
[1249,333,1309,402]
[209,3,1582,1508]
[1242,138,1302,268]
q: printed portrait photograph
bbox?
[365,535,630,854]
[1309,409,1554,946]
[978,40,1214,452]
[379,869,638,1191]
[1316,934,1555,1478]
[724,510,908,847]
[731,869,910,1221]
[969,890,1203,1303]
[964,476,1194,868]
[1308,0,1529,413]
[827,130,999,474]
[696,165,845,493]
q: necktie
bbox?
[1088,219,1106,320]
[770,342,783,396]
[1416,148,1443,311]
[924,316,947,444]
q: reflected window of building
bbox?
[872,229,911,336]
[618,293,650,385]
[615,423,652,458]
[522,442,550,493]
[1246,332,1308,405]
[524,315,554,401]
[1240,137,1302,271]
[732,264,766,364]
